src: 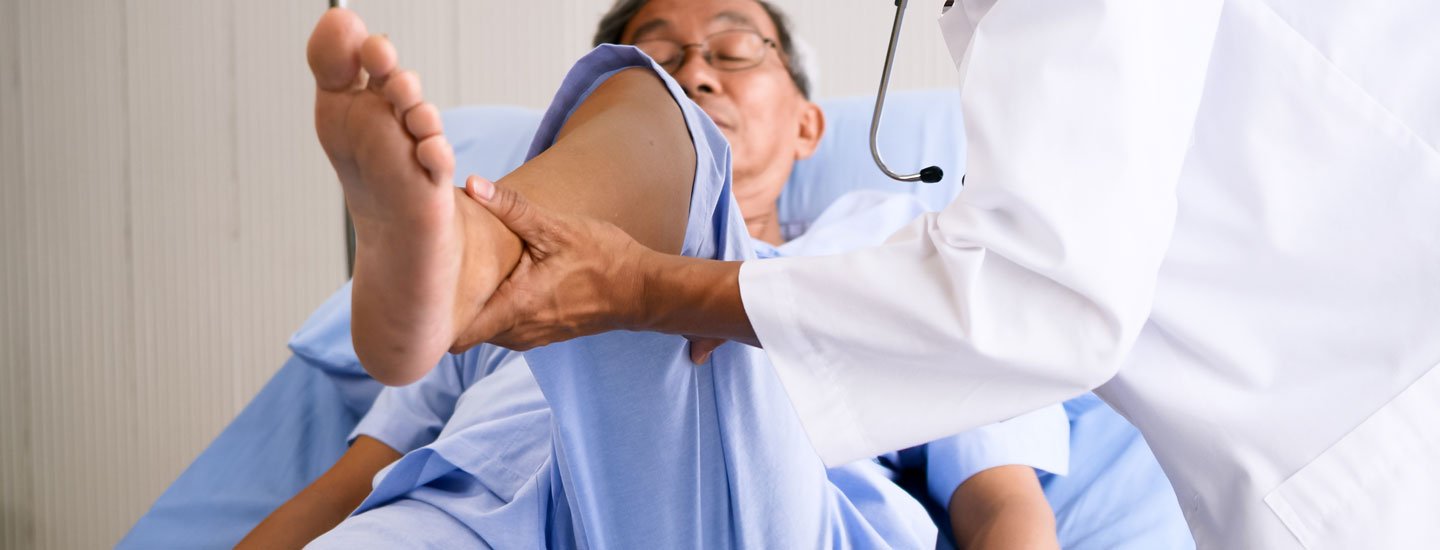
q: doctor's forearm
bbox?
[638,253,760,347]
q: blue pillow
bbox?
[782,89,965,235]
[446,105,542,184]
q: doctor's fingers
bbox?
[686,336,725,365]
[465,174,563,255]
[457,256,564,351]
[460,174,656,347]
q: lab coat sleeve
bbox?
[740,0,1223,466]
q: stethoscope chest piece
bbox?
[870,0,944,184]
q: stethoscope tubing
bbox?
[870,0,944,184]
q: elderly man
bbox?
[241,1,1183,548]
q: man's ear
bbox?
[793,102,826,160]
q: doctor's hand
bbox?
[463,174,758,359]
[458,175,652,351]
[685,336,725,364]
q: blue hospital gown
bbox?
[311,45,1071,549]
[324,195,1072,548]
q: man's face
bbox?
[620,0,824,209]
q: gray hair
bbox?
[592,0,813,98]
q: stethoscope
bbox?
[870,0,945,184]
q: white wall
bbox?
[0,1,958,547]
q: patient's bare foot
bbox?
[308,8,496,385]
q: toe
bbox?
[416,135,455,184]
[307,8,369,92]
[384,70,425,114]
[405,103,444,140]
[360,34,398,89]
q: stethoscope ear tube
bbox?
[329,0,355,276]
[870,0,944,184]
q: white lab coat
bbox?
[738,0,1440,548]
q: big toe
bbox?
[307,8,369,92]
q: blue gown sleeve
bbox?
[349,344,514,454]
[348,353,465,454]
[925,403,1070,508]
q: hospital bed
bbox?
[119,90,1192,549]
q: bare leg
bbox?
[306,8,693,385]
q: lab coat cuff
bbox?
[740,256,871,466]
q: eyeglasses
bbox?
[632,29,779,74]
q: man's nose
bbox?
[672,48,720,97]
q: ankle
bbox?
[449,189,523,350]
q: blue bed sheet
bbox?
[120,352,1190,549]
[117,356,378,549]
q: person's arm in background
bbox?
[236,436,399,549]
[925,404,1068,550]
[949,465,1058,550]
[239,351,470,548]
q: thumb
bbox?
[686,336,725,365]
[465,174,551,245]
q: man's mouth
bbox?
[695,103,735,131]
[709,115,739,133]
